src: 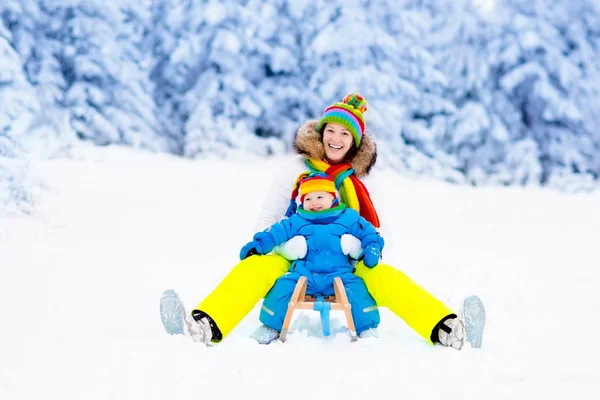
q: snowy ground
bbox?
[1,145,599,400]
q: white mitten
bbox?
[341,234,363,259]
[273,235,307,260]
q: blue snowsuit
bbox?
[250,204,384,335]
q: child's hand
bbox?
[240,233,276,260]
[254,232,276,254]
[240,242,259,260]
[362,245,381,268]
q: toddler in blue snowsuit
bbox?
[240,174,384,336]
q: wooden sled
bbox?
[279,276,357,342]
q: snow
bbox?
[1,144,599,399]
[474,0,497,17]
[203,1,228,26]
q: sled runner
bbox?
[280,276,357,342]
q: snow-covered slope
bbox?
[1,145,598,399]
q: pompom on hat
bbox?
[316,93,368,148]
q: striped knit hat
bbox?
[316,93,368,148]
[285,173,339,215]
[298,174,337,203]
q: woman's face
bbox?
[322,123,354,164]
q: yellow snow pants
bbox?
[196,254,453,344]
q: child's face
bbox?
[303,191,335,212]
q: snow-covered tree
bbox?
[1,2,42,146]
[2,0,600,194]
[150,0,312,158]
[149,0,467,180]
[2,0,174,155]
[49,0,177,152]
[426,0,600,189]
[303,0,463,181]
[0,37,36,214]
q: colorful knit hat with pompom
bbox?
[285,172,339,216]
[316,93,368,148]
[298,174,337,203]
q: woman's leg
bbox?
[195,254,290,338]
[354,261,454,344]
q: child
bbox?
[239,173,384,341]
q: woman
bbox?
[185,93,465,350]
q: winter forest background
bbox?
[2,0,600,214]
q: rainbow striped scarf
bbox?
[285,158,380,228]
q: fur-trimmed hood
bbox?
[292,120,377,178]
